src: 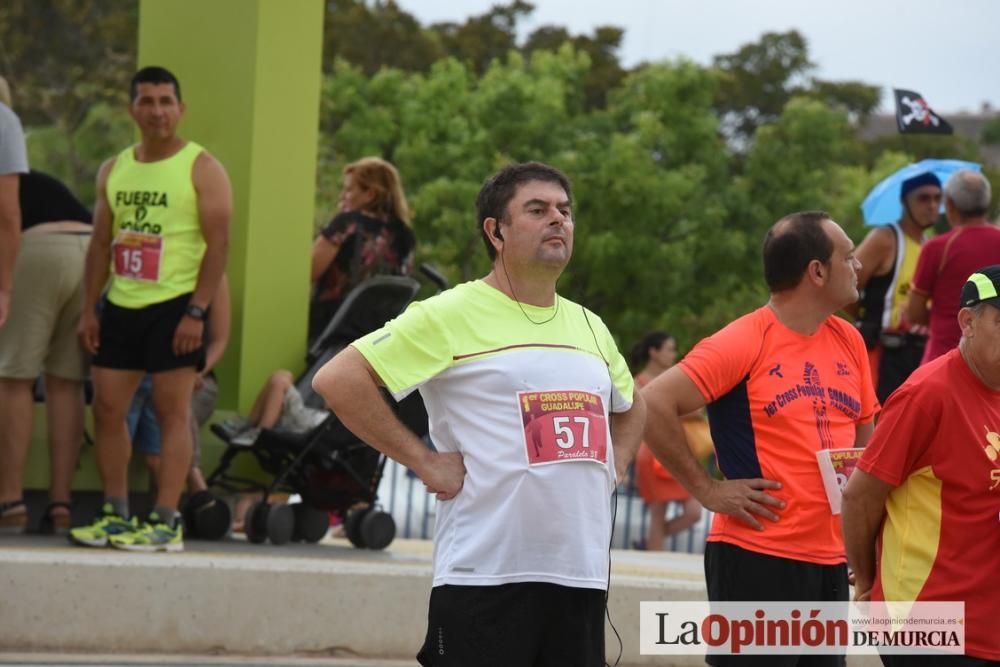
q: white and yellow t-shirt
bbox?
[353,280,634,590]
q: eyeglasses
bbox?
[915,193,942,203]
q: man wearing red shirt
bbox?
[908,170,1000,364]
[843,265,1000,665]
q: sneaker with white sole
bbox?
[109,511,183,552]
[69,503,136,547]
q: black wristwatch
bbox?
[185,304,208,321]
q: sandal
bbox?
[0,499,28,535]
[39,501,72,536]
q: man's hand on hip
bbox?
[419,451,466,501]
[702,477,784,531]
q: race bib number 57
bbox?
[519,390,608,466]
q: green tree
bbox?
[322,0,442,74]
[733,96,865,278]
[0,0,137,194]
[557,61,741,347]
[713,31,881,149]
[806,79,881,123]
[982,116,1000,145]
[524,25,626,109]
[861,132,983,168]
[713,30,813,144]
[430,1,534,75]
[740,96,861,221]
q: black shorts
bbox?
[94,293,205,373]
[876,335,925,404]
[704,541,848,667]
[416,582,606,667]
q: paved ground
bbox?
[0,533,705,667]
[0,530,430,563]
[0,529,705,578]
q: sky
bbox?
[396,0,999,115]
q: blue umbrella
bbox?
[861,158,982,226]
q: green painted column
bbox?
[138,0,323,411]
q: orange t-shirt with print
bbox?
[678,306,878,564]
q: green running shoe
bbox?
[69,503,136,547]
[109,511,183,553]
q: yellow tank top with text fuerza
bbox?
[105,141,204,308]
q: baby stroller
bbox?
[186,267,446,549]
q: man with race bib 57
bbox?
[313,162,646,667]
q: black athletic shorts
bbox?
[93,293,205,373]
[875,334,925,404]
[704,541,848,667]
[416,582,606,667]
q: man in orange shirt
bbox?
[643,211,878,666]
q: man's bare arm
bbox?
[172,152,232,356]
[844,227,894,319]
[0,173,21,328]
[202,276,231,375]
[841,468,893,601]
[610,390,645,484]
[313,346,465,499]
[78,159,116,354]
[190,152,232,309]
[642,366,784,530]
[907,288,931,326]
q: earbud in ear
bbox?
[493,225,503,241]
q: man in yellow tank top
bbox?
[848,172,939,403]
[71,67,232,552]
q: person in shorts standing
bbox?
[313,162,646,666]
[643,211,878,666]
[70,66,231,552]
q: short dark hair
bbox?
[130,66,182,103]
[630,331,673,370]
[475,161,572,261]
[762,211,833,292]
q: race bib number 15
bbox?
[519,390,608,466]
[112,231,163,282]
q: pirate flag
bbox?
[894,89,953,135]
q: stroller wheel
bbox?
[245,502,269,544]
[293,504,329,544]
[267,503,295,546]
[193,495,232,541]
[360,510,395,551]
[345,507,371,548]
[182,490,216,539]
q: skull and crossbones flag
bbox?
[893,89,953,135]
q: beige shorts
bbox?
[0,232,90,380]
